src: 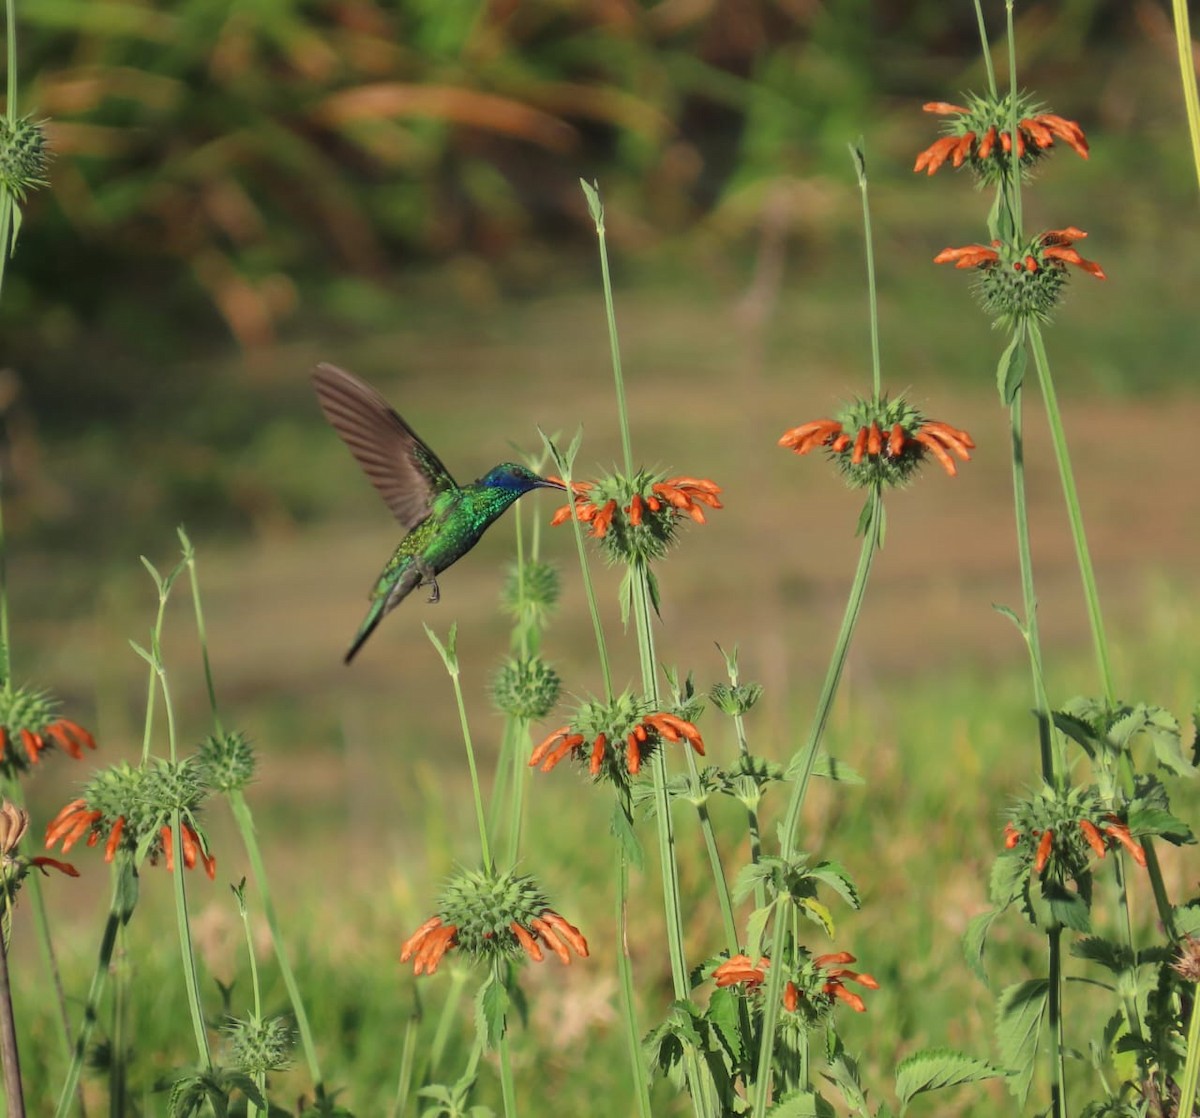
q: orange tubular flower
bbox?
[778,419,845,456]
[713,954,768,988]
[43,799,102,854]
[914,97,1088,178]
[1102,817,1147,867]
[1079,819,1106,858]
[934,243,1001,270]
[715,950,879,1015]
[161,821,217,879]
[1034,829,1054,874]
[912,421,975,477]
[30,856,79,877]
[400,916,459,976]
[531,708,704,778]
[1003,821,1021,850]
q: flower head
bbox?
[712,947,879,1027]
[779,394,974,484]
[44,759,216,878]
[529,692,705,785]
[0,800,78,894]
[0,686,97,779]
[400,868,588,976]
[914,93,1087,184]
[550,470,721,564]
[934,227,1105,325]
[492,655,561,721]
[198,730,256,794]
[0,116,50,203]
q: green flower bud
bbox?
[492,656,561,720]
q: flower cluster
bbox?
[914,93,1087,183]
[0,801,77,891]
[712,948,879,1023]
[0,115,50,203]
[530,692,705,783]
[779,395,974,485]
[400,868,588,976]
[1004,813,1145,875]
[492,654,561,721]
[935,227,1105,324]
[550,470,721,564]
[43,759,216,878]
[0,686,96,778]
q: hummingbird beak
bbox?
[538,475,568,491]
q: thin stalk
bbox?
[752,487,882,1118]
[109,922,126,1118]
[228,790,323,1087]
[54,864,130,1118]
[167,809,210,1067]
[971,0,998,96]
[850,146,882,398]
[630,564,713,1118]
[0,471,10,695]
[581,183,633,475]
[1004,2,1023,237]
[387,1005,418,1118]
[720,652,766,911]
[495,963,517,1118]
[180,529,224,735]
[1026,324,1114,707]
[614,841,652,1118]
[1177,979,1200,1118]
[426,968,469,1078]
[1007,386,1059,784]
[0,919,25,1118]
[1170,0,1200,197]
[0,0,18,316]
[443,653,491,873]
[1047,929,1066,1118]
[235,887,266,1118]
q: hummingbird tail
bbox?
[344,599,387,664]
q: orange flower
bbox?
[1078,819,1106,858]
[914,98,1088,177]
[531,710,704,776]
[1034,829,1054,874]
[400,909,588,976]
[549,475,722,538]
[1101,816,1147,868]
[935,228,1104,281]
[714,950,878,1014]
[713,953,768,988]
[0,714,97,770]
[912,421,975,477]
[1003,821,1021,850]
[778,419,844,456]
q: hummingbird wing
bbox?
[313,363,459,531]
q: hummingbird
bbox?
[313,362,565,663]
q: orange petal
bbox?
[977,125,997,159]
[851,426,868,466]
[540,733,585,773]
[1103,820,1147,867]
[511,920,544,962]
[529,726,570,767]
[1034,828,1053,874]
[866,421,882,456]
[626,733,641,774]
[31,856,79,877]
[1003,821,1021,849]
[105,816,126,863]
[783,982,799,1012]
[951,132,975,168]
[1079,819,1106,858]
[887,423,905,457]
[922,101,968,115]
[828,982,867,1012]
[44,799,87,845]
[913,431,957,476]
[627,494,644,526]
[589,733,606,777]
[541,911,589,957]
[400,916,443,961]
[530,916,571,964]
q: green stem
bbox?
[0,469,10,695]
[54,863,133,1118]
[614,840,653,1118]
[724,658,766,912]
[180,528,224,736]
[1047,928,1067,1118]
[1170,0,1200,198]
[971,0,998,96]
[228,790,323,1087]
[495,963,517,1118]
[0,915,25,1118]
[444,655,492,873]
[1177,979,1200,1118]
[752,487,882,1118]
[236,886,266,1118]
[582,184,633,476]
[387,1003,419,1118]
[1026,324,1115,707]
[851,146,882,398]
[109,921,126,1118]
[168,810,211,1068]
[425,968,469,1081]
[1007,384,1059,784]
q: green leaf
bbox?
[991,603,1023,633]
[645,567,663,619]
[808,860,860,910]
[996,979,1048,1106]
[1044,880,1092,932]
[988,851,1027,908]
[579,178,603,228]
[962,908,1001,983]
[767,1089,836,1117]
[1126,803,1194,844]
[800,897,835,936]
[475,971,508,1050]
[848,139,867,185]
[810,753,865,784]
[1070,937,1131,977]
[895,1048,1010,1115]
[744,902,772,961]
[997,328,1027,405]
[423,623,459,675]
[609,801,643,872]
[1144,705,1196,777]
[705,985,743,1068]
[823,1032,868,1112]
[1173,902,1200,939]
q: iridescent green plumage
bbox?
[314,364,563,662]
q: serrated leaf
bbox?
[733,860,777,905]
[962,908,1001,983]
[1044,880,1092,932]
[854,498,872,539]
[996,980,1048,1106]
[1173,903,1200,939]
[800,897,835,936]
[1125,804,1194,844]
[997,329,1027,405]
[989,851,1027,908]
[1052,711,1104,760]
[767,1089,835,1117]
[705,985,743,1067]
[895,1048,1009,1115]
[475,971,508,1050]
[809,860,860,910]
[610,801,643,872]
[1070,936,1131,976]
[746,903,771,960]
[822,1039,868,1112]
[1145,706,1196,777]
[810,753,865,784]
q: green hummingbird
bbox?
[314,363,565,663]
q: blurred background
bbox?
[5,0,1200,1110]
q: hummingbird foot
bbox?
[416,561,440,604]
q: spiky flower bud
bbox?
[710,681,764,717]
[0,116,49,203]
[198,731,256,793]
[492,656,561,720]
[501,560,560,617]
[224,1016,294,1075]
[0,685,97,776]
